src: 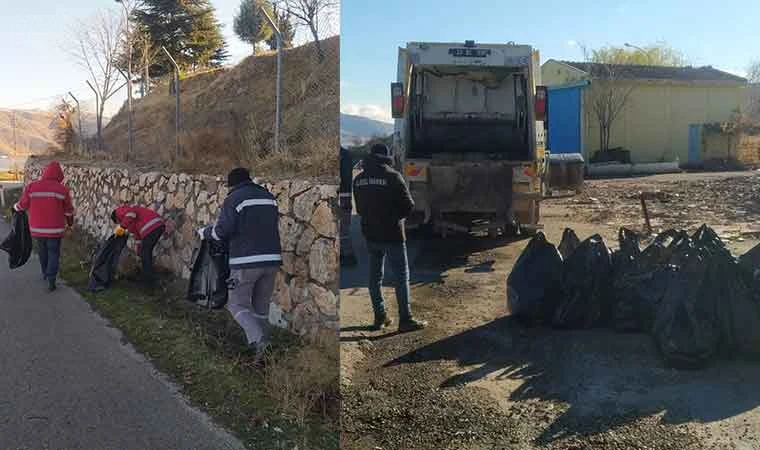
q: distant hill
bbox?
[0,109,59,156]
[341,113,393,147]
[0,108,101,158]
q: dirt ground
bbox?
[340,171,760,450]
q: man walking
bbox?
[353,143,427,332]
[201,167,281,363]
[13,160,75,291]
[111,205,165,284]
[340,146,357,266]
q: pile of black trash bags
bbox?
[507,225,760,369]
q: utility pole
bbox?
[261,6,282,153]
[162,46,181,158]
[12,111,17,181]
[68,92,84,155]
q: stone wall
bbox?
[24,157,338,340]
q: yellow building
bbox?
[541,60,747,164]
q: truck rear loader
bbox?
[391,40,547,237]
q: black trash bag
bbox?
[187,239,230,310]
[707,252,760,357]
[653,248,720,369]
[738,242,760,282]
[558,228,581,260]
[553,234,613,329]
[614,265,674,333]
[611,228,641,278]
[88,234,128,292]
[0,210,32,269]
[636,229,690,269]
[507,232,564,324]
[612,227,671,333]
[691,224,732,259]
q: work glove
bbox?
[114,226,126,237]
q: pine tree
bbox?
[265,3,295,51]
[233,0,273,54]
[134,0,228,77]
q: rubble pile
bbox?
[508,225,760,368]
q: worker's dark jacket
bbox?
[203,181,282,269]
[340,147,353,195]
[353,153,414,243]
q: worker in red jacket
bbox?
[111,205,165,284]
[13,160,75,291]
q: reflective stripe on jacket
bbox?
[14,161,74,238]
[203,181,282,269]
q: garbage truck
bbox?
[390,40,547,237]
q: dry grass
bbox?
[264,336,340,428]
[100,37,339,182]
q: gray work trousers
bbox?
[227,266,279,345]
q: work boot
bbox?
[372,313,392,331]
[398,318,428,333]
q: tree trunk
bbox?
[309,23,323,61]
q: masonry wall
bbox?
[24,157,339,341]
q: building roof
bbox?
[558,61,747,83]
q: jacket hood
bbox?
[363,152,393,172]
[42,161,64,182]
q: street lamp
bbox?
[115,0,134,159]
[624,43,651,65]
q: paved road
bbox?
[0,220,246,450]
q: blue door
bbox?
[547,84,584,154]
[688,124,702,164]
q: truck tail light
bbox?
[535,86,547,122]
[391,82,404,119]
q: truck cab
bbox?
[391,40,547,236]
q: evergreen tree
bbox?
[265,3,295,51]
[233,0,273,54]
[135,0,227,77]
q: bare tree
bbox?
[581,45,635,154]
[69,8,126,151]
[276,0,338,60]
[133,27,160,97]
[748,60,760,84]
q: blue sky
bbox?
[0,0,254,116]
[341,0,760,123]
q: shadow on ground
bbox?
[386,316,760,445]
[340,212,529,290]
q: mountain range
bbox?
[340,113,393,147]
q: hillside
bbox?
[0,109,59,156]
[103,36,339,180]
[340,113,393,146]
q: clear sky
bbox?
[0,0,255,116]
[341,0,760,123]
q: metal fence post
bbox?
[261,7,282,153]
[117,68,134,161]
[86,80,100,153]
[162,46,181,159]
